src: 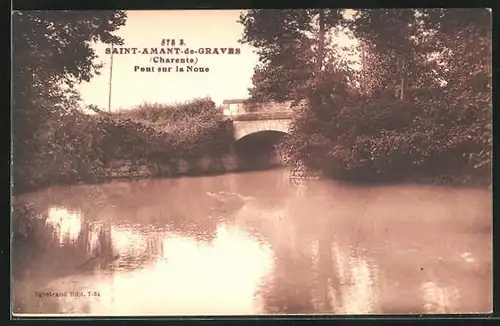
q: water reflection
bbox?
[340,255,379,314]
[12,169,492,315]
[421,281,459,313]
[86,223,102,258]
[33,223,274,315]
[45,206,82,245]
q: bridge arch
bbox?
[233,119,291,141]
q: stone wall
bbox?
[106,154,241,179]
[105,148,286,180]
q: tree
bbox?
[12,10,127,192]
[348,9,449,100]
[419,8,492,174]
[238,9,347,103]
[420,9,491,94]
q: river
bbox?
[11,169,492,316]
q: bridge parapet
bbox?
[222,99,293,118]
[230,110,293,121]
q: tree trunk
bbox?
[400,71,405,100]
[156,158,161,176]
[397,57,407,101]
[318,10,325,74]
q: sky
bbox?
[76,10,358,112]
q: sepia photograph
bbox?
[11,8,492,316]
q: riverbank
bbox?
[12,155,285,197]
[325,173,492,190]
[14,138,491,196]
[321,167,492,189]
[13,98,236,198]
[13,161,490,199]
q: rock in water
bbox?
[207,191,256,212]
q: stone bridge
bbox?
[222,99,293,141]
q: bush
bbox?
[283,89,491,185]
[13,98,235,194]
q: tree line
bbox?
[238,9,491,185]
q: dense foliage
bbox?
[13,98,233,194]
[12,10,127,193]
[239,8,492,185]
[114,99,232,159]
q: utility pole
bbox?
[108,42,114,113]
[361,42,366,94]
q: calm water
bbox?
[12,169,492,316]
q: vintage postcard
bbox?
[11,9,492,317]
